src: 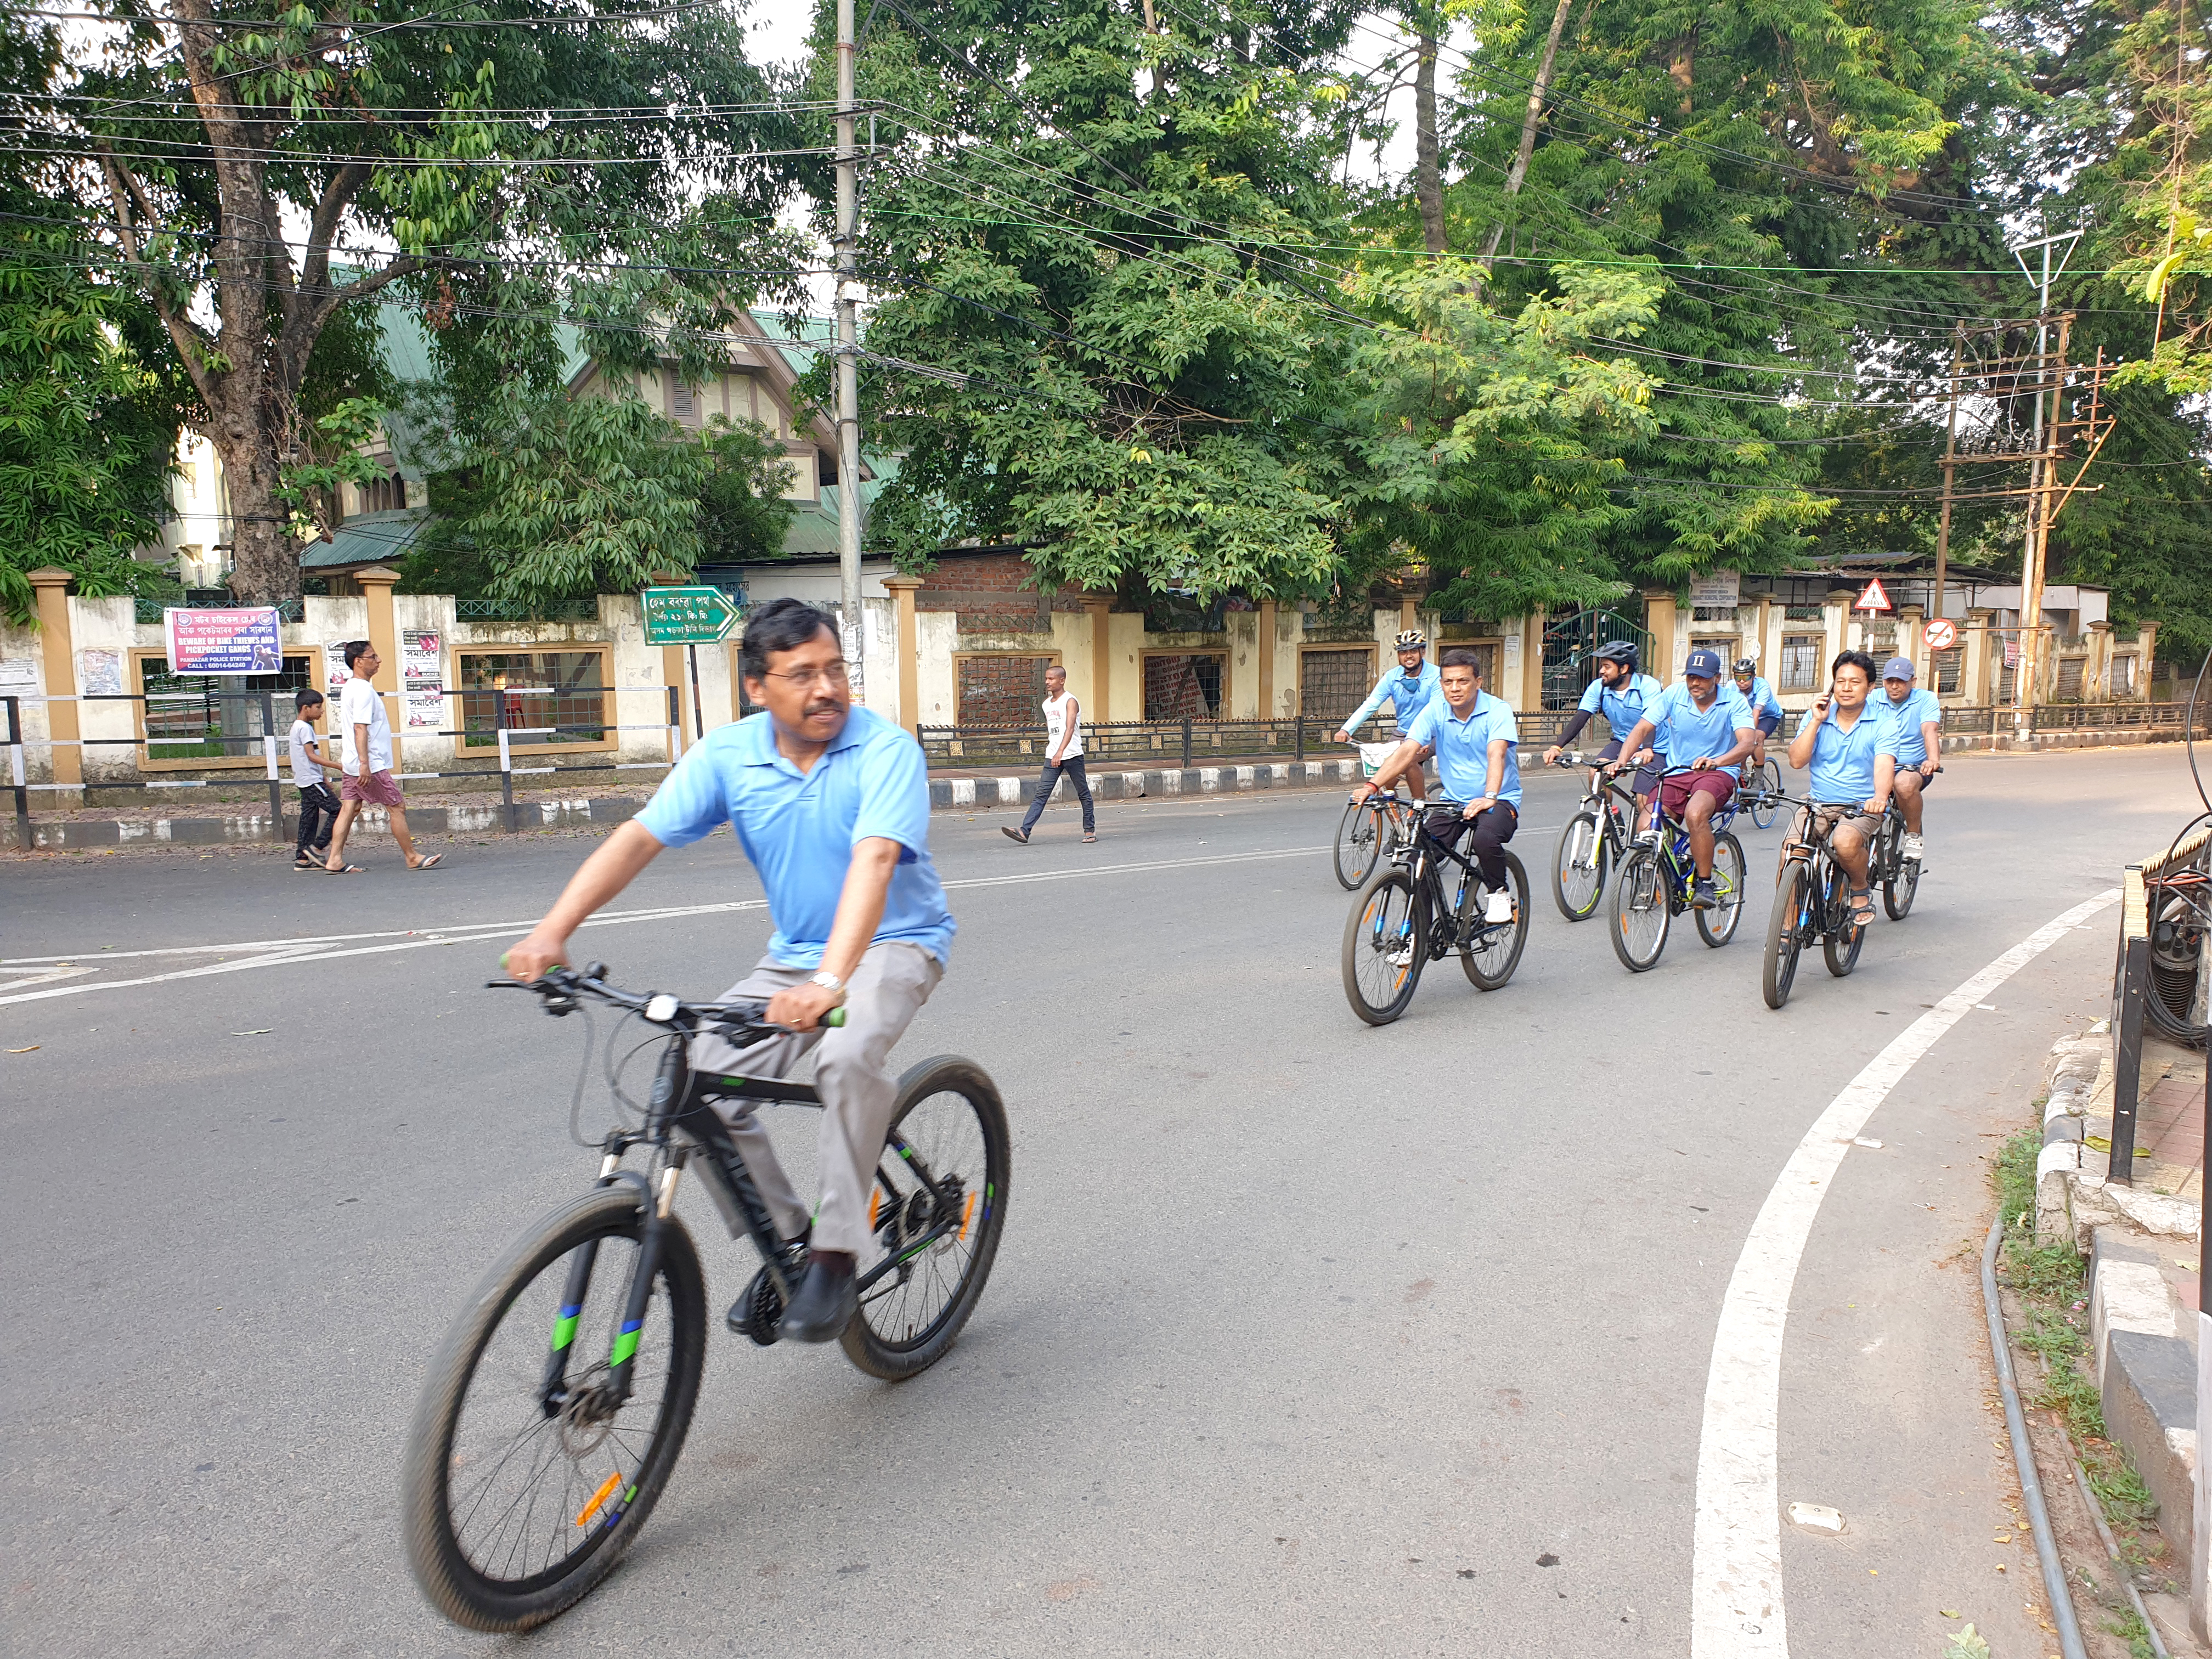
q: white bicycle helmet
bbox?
[1393,628,1427,650]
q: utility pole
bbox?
[1932,324,1962,635]
[2008,229,2080,729]
[834,0,866,703]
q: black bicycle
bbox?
[1607,765,1750,972]
[1341,792,1531,1023]
[1866,764,1939,920]
[1761,802,1869,1008]
[401,965,1011,1632]
[1741,755,1784,830]
[1547,751,1641,921]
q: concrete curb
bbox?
[2036,1023,2204,1245]
[2088,1229,2200,1564]
[2,759,1370,850]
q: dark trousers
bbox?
[1019,753,1094,834]
[1424,802,1517,889]
[295,782,339,857]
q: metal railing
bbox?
[919,709,1607,771]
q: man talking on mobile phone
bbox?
[1784,649,1903,931]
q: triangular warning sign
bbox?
[1855,577,1892,612]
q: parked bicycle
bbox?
[1606,765,1750,972]
[1340,792,1531,1023]
[1546,750,1641,921]
[1760,802,1868,1008]
[401,965,1010,1632]
[1332,741,1417,888]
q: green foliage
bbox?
[699,420,802,565]
[0,233,175,625]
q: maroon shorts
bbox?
[1657,769,1736,819]
[340,769,405,808]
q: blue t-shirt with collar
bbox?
[1642,682,1757,777]
[636,704,955,968]
[1878,686,1943,765]
[1346,659,1442,734]
[1735,675,1786,725]
[1406,690,1522,808]
[1804,703,1901,805]
[1578,671,1664,751]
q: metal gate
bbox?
[1540,609,1652,709]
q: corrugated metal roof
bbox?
[301,509,434,570]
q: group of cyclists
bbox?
[1347,627,1942,937]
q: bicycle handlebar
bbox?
[487,963,847,1031]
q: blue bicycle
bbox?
[1609,765,1749,972]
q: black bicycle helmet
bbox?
[1733,656,1759,676]
[1593,641,1637,668]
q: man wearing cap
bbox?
[1336,630,1441,802]
[1611,648,1757,910]
[1877,656,1942,861]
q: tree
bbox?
[699,419,801,563]
[60,0,805,602]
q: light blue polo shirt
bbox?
[1735,675,1786,725]
[1878,686,1942,766]
[1804,705,1901,805]
[1578,671,1664,751]
[1346,659,1442,734]
[636,705,955,968]
[1643,682,1757,777]
[1407,690,1522,808]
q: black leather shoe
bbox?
[727,1238,810,1345]
[779,1250,858,1344]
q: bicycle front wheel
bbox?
[1610,848,1672,972]
[1461,851,1531,990]
[1763,862,1809,1009]
[1747,761,1780,830]
[1696,832,1747,948]
[842,1055,1011,1381]
[1551,811,1607,921]
[1882,835,1921,920]
[1824,863,1866,978]
[402,1186,707,1633]
[1333,798,1384,889]
[1342,865,1426,1024]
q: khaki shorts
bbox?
[1793,802,1880,845]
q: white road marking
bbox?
[1689,887,2119,1657]
[0,843,1332,1007]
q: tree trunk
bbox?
[1415,27,1447,254]
[1479,0,1577,267]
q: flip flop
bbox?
[1083,833,1097,843]
[1849,886,1876,927]
[409,853,443,871]
[323,864,362,875]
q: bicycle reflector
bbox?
[575,1470,624,1528]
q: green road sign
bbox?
[641,585,740,645]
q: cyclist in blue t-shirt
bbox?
[1543,641,1666,815]
[1612,648,1757,910]
[1785,649,1903,930]
[1876,656,1942,862]
[1336,630,1442,802]
[1730,657,1787,774]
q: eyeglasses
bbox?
[759,661,851,691]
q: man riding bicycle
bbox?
[1543,640,1663,817]
[1335,630,1441,802]
[1730,657,1787,774]
[1876,655,1941,862]
[502,597,956,1346]
[1785,648,1903,930]
[1611,647,1756,911]
[1356,648,1521,923]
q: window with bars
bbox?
[1779,635,1822,691]
[138,654,315,763]
[1299,647,1375,725]
[1144,652,1226,720]
[2114,654,2136,695]
[457,650,609,747]
[1933,648,1963,695]
[2055,656,2085,701]
[955,654,1053,724]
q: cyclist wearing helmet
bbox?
[1336,629,1442,802]
[1730,656,1787,772]
[1542,640,1664,812]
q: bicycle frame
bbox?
[1775,804,1853,944]
[538,1019,968,1416]
[1645,769,1747,910]
[1388,799,1514,954]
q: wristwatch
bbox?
[808,970,846,1002]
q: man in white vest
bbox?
[1002,663,1096,845]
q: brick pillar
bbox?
[26,567,78,786]
[1081,594,1112,724]
[1258,599,1278,719]
[353,565,403,758]
[1643,590,1677,680]
[884,574,923,736]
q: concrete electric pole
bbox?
[834,0,866,702]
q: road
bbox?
[1,745,2193,1657]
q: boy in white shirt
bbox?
[289,688,340,869]
[321,639,441,873]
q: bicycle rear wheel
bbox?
[1460,851,1530,990]
[1747,760,1780,830]
[1882,844,1921,919]
[402,1186,706,1633]
[842,1056,1011,1381]
[1696,833,1747,948]
[1342,865,1426,1024]
[1762,862,1810,1009]
[1333,799,1386,889]
[1824,862,1866,978]
[1551,811,1607,921]
[1610,848,1671,972]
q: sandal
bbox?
[323,863,363,875]
[1849,886,1876,927]
[408,853,443,871]
[1083,833,1097,843]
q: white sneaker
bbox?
[1484,891,1515,925]
[1903,833,1924,861]
[1633,828,1658,848]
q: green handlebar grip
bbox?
[825,1007,847,1028]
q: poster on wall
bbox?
[0,656,38,692]
[76,649,123,696]
[165,606,281,673]
[401,628,447,731]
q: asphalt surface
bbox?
[2,746,2198,1657]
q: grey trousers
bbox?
[687,941,943,1256]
